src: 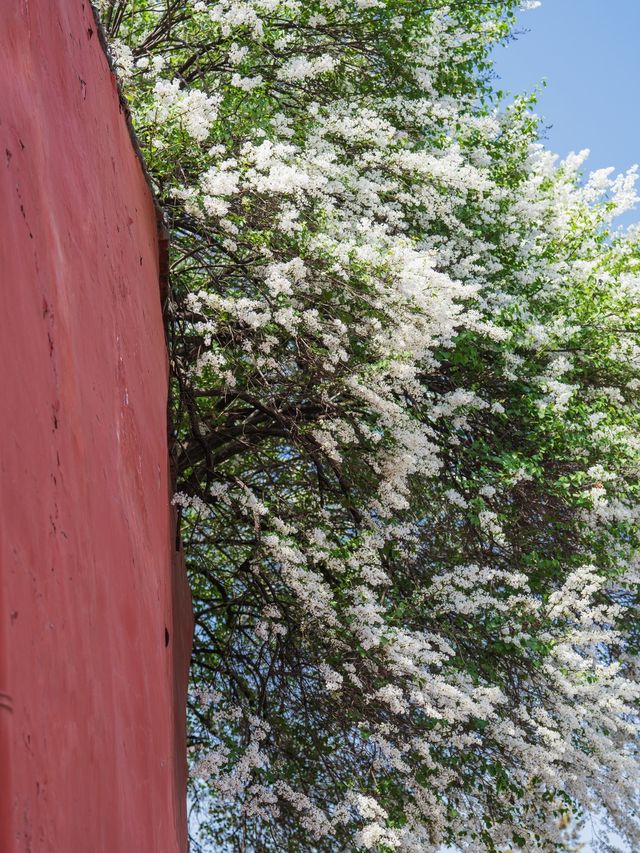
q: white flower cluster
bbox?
[108,0,640,850]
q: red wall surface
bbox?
[0,2,192,851]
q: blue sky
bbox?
[493,0,640,226]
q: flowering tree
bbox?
[99,1,640,850]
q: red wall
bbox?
[0,2,192,851]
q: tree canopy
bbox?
[101,1,640,849]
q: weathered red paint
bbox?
[0,2,192,851]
